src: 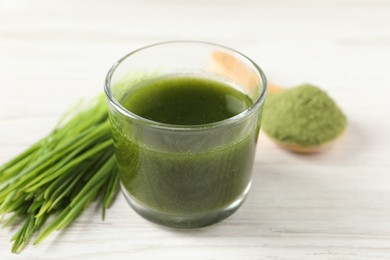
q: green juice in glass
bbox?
[111,75,258,226]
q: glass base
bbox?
[121,181,251,229]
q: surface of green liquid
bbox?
[112,76,258,217]
[121,76,252,125]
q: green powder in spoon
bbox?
[262,84,347,147]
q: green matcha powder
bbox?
[262,84,347,147]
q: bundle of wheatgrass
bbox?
[0,94,118,253]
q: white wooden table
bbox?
[1,0,390,259]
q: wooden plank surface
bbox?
[1,0,390,259]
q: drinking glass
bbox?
[104,41,267,228]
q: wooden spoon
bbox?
[264,83,345,153]
[210,50,344,154]
[265,130,343,154]
[267,83,284,94]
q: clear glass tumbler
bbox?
[104,41,267,228]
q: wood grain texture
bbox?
[1,0,390,259]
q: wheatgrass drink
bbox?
[105,42,267,228]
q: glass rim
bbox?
[104,40,268,130]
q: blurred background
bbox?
[2,0,389,163]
